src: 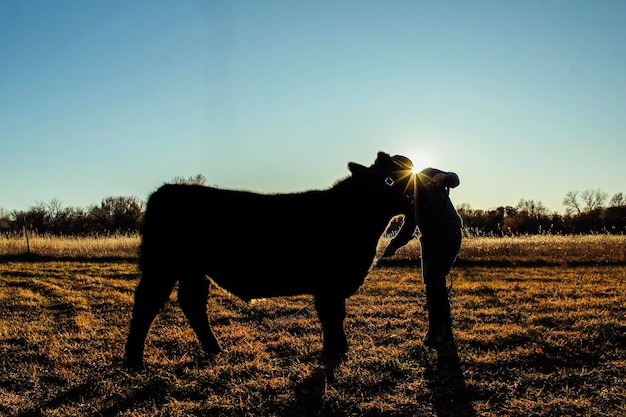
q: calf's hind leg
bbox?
[125,272,176,368]
[315,295,348,359]
[178,275,223,356]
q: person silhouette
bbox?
[382,155,462,347]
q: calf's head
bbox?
[347,151,416,213]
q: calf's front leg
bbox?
[315,294,348,359]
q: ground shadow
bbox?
[289,358,344,417]
[0,252,136,264]
[15,369,170,417]
[424,339,476,417]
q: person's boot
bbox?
[423,297,452,347]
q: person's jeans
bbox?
[420,229,462,309]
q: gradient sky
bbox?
[2,1,625,214]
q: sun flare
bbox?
[403,152,432,173]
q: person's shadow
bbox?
[289,342,476,417]
[424,339,476,417]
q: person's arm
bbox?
[382,213,417,257]
[431,171,459,188]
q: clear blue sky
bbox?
[2,1,625,214]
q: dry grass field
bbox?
[2,233,625,265]
[0,234,139,260]
[0,234,624,416]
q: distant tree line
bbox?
[0,175,207,236]
[1,183,625,236]
[459,189,626,236]
[0,196,145,235]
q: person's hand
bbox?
[431,173,446,187]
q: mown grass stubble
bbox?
[0,235,624,416]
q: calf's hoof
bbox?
[124,354,144,370]
[322,341,348,361]
[201,342,223,356]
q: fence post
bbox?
[23,217,31,254]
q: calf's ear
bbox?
[376,150,391,160]
[348,162,368,175]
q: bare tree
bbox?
[516,199,548,217]
[47,198,63,220]
[0,208,10,232]
[456,202,472,213]
[562,191,581,215]
[609,192,625,207]
[581,189,608,212]
[171,174,207,185]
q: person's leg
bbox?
[421,230,461,346]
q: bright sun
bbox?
[404,152,432,173]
